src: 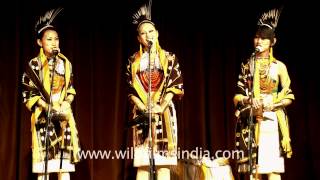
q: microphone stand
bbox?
[44,54,57,180]
[147,42,156,180]
[247,52,256,180]
[59,119,66,172]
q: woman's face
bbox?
[137,23,158,47]
[253,35,274,53]
[37,29,60,57]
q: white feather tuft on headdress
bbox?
[132,0,153,27]
[257,7,283,30]
[35,7,63,35]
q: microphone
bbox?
[147,40,153,47]
[52,49,59,56]
[50,49,59,63]
[254,46,262,53]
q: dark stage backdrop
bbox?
[1,0,319,179]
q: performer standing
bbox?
[233,7,294,180]
[126,1,184,179]
[22,7,80,180]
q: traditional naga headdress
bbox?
[132,0,154,29]
[35,7,63,37]
[257,7,283,32]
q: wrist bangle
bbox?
[274,101,284,109]
[280,101,285,107]
[65,99,72,104]
[38,99,46,108]
[65,95,74,104]
[63,101,71,107]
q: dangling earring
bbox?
[139,44,142,57]
[269,47,274,64]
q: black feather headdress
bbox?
[35,7,63,35]
[257,7,283,30]
[132,0,154,29]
